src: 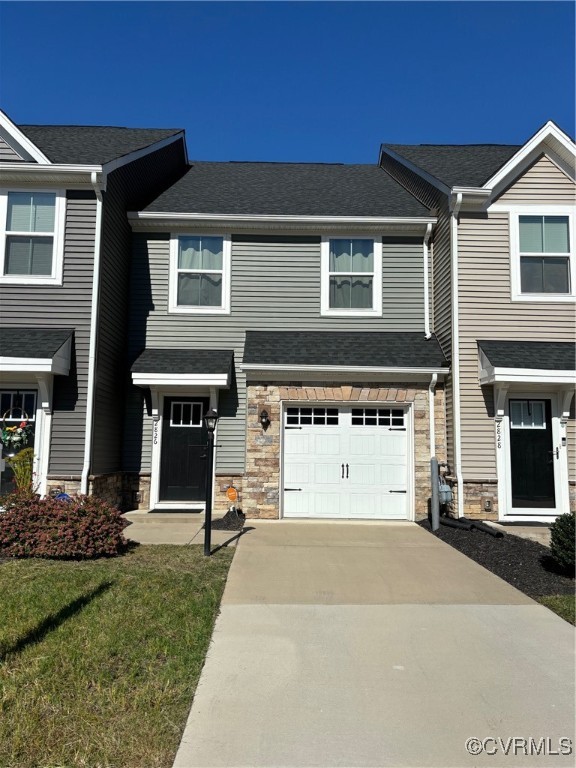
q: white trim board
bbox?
[132,372,230,387]
[0,111,52,163]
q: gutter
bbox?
[423,222,433,339]
[81,171,104,495]
[450,192,464,517]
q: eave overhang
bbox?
[131,372,230,388]
[241,363,448,382]
[128,211,437,235]
[0,162,105,189]
[0,335,72,376]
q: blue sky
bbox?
[0,2,573,162]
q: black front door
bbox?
[159,397,209,502]
[510,398,556,509]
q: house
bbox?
[0,110,187,504]
[125,161,450,519]
[380,121,576,521]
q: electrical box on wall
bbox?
[484,498,493,512]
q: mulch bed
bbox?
[206,509,246,531]
[419,519,574,598]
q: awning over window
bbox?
[0,328,73,375]
[242,331,448,378]
[131,348,234,387]
[478,340,576,385]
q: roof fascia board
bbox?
[379,146,451,195]
[128,211,437,234]
[479,365,576,386]
[241,363,448,376]
[483,121,576,191]
[101,131,185,176]
[132,372,230,387]
[0,111,52,163]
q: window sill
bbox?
[511,293,576,303]
[168,305,231,315]
[320,308,382,318]
[0,276,63,286]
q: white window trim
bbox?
[168,233,231,315]
[320,236,383,317]
[507,205,576,303]
[0,189,66,286]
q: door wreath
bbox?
[1,408,34,450]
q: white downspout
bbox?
[450,192,464,517]
[81,172,104,495]
[423,222,433,339]
[428,373,438,459]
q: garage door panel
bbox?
[283,405,409,520]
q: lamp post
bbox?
[203,408,219,556]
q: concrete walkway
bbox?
[173,522,575,768]
[122,511,242,547]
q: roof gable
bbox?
[0,110,51,163]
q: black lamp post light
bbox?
[203,408,219,557]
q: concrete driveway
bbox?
[173,522,575,768]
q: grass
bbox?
[536,594,576,625]
[0,544,234,768]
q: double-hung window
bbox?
[321,236,382,316]
[511,208,575,301]
[0,190,65,284]
[169,234,231,314]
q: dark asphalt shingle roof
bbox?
[19,125,183,165]
[478,340,576,371]
[382,144,522,188]
[0,328,73,358]
[244,331,447,369]
[131,348,234,375]
[144,162,431,217]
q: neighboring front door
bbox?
[508,398,557,511]
[159,397,209,502]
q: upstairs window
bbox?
[169,234,231,314]
[0,190,65,285]
[321,236,382,316]
[511,209,575,301]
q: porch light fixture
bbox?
[203,408,219,556]
[260,409,270,430]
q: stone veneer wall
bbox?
[45,472,124,509]
[461,480,498,520]
[570,481,576,513]
[243,382,446,520]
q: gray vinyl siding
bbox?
[126,234,427,474]
[496,154,575,205]
[0,194,97,475]
[0,136,24,162]
[458,211,576,480]
[91,138,186,475]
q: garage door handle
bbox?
[346,463,349,478]
[341,463,344,478]
[284,488,302,492]
[390,490,407,494]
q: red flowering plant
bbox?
[1,419,33,451]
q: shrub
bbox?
[549,512,575,575]
[0,491,130,559]
[6,448,35,491]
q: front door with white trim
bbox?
[283,405,409,519]
[504,394,565,516]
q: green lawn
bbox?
[0,545,234,768]
[536,594,576,625]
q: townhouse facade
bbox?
[1,111,574,523]
[0,111,187,503]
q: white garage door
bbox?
[283,405,409,520]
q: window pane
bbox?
[5,236,53,275]
[350,277,373,308]
[7,192,55,233]
[329,276,351,308]
[510,401,523,427]
[543,217,569,253]
[350,239,373,272]
[178,237,202,269]
[329,239,351,272]
[543,257,570,293]
[520,257,543,292]
[201,237,223,270]
[199,274,222,306]
[519,216,543,253]
[177,273,201,305]
[530,401,545,428]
